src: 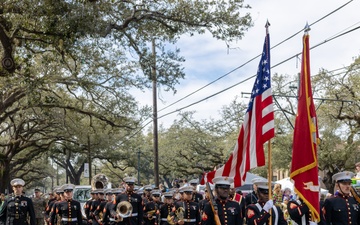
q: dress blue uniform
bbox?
[49,184,82,225]
[114,177,143,225]
[323,171,360,225]
[0,178,36,225]
[245,179,287,225]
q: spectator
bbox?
[0,193,5,210]
[272,183,283,206]
[355,162,360,179]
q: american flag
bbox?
[201,25,275,187]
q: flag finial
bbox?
[265,20,270,28]
[304,22,311,33]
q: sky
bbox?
[132,0,360,129]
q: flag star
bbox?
[264,76,269,81]
[263,84,268,89]
[263,59,267,65]
[256,88,259,93]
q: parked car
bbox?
[73,185,91,219]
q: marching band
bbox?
[1,172,360,225]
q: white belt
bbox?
[183,219,196,222]
[161,218,168,221]
[61,218,78,222]
[110,213,139,221]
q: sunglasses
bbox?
[184,192,193,195]
[64,190,73,193]
[153,195,160,197]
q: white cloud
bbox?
[132,0,360,128]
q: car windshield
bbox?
[73,188,91,202]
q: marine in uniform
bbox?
[229,183,245,223]
[201,177,242,225]
[94,189,112,225]
[84,190,96,224]
[159,192,174,225]
[245,179,287,225]
[287,197,326,225]
[32,188,47,225]
[189,180,203,203]
[114,177,144,225]
[198,185,213,215]
[102,189,123,225]
[46,187,65,225]
[45,188,59,225]
[0,178,36,225]
[142,186,153,205]
[144,190,163,225]
[172,186,200,225]
[244,178,264,207]
[323,171,360,225]
[91,189,106,225]
[49,184,82,225]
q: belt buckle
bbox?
[15,214,19,219]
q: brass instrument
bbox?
[167,214,175,225]
[175,207,185,221]
[91,173,109,190]
[168,206,184,224]
[116,201,133,221]
[147,210,156,220]
[98,212,104,223]
[350,186,360,203]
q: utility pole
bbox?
[152,38,159,187]
[137,150,141,185]
[88,135,92,185]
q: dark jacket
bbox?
[0,195,36,225]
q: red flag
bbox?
[201,24,275,187]
[290,29,320,222]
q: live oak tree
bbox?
[0,0,253,191]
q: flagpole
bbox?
[264,19,273,225]
[268,140,273,225]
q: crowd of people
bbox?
[0,171,359,225]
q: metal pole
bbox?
[88,135,92,185]
[152,38,159,187]
[138,150,141,186]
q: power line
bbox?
[119,1,358,143]
[157,0,354,114]
[123,63,353,144]
[157,24,360,120]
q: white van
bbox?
[73,185,92,219]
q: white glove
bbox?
[263,199,274,212]
[309,221,317,225]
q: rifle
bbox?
[205,182,221,225]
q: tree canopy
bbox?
[0,0,253,192]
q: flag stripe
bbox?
[201,30,275,188]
